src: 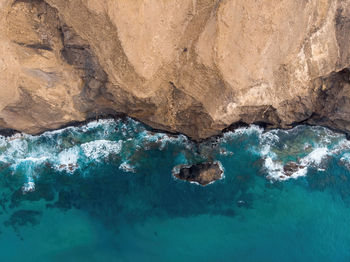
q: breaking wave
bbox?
[216,124,350,181]
[1,117,350,191]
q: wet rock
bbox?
[283,161,305,176]
[173,162,223,186]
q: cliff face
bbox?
[1,0,350,140]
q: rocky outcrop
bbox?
[283,162,305,177]
[173,162,223,186]
[1,0,350,140]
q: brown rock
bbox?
[283,162,305,176]
[1,0,350,140]
[173,162,223,186]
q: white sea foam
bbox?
[264,157,284,180]
[81,139,122,160]
[86,119,114,129]
[330,139,350,155]
[261,130,280,144]
[0,119,126,190]
[17,156,49,164]
[264,156,308,181]
[0,136,6,147]
[341,153,350,162]
[57,146,79,164]
[119,162,136,173]
[215,160,225,180]
[82,119,118,133]
[263,145,330,181]
[260,126,335,181]
[1,139,29,161]
[1,117,350,191]
[221,125,263,141]
[54,146,80,173]
[260,126,350,181]
[22,181,35,193]
[141,131,189,149]
[340,152,350,169]
[41,126,76,136]
[300,147,329,166]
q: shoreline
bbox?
[1,113,349,144]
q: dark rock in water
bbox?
[4,210,42,229]
[283,161,305,176]
[173,162,223,186]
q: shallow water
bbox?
[1,118,350,261]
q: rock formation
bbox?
[1,0,350,140]
[283,162,305,177]
[173,162,223,186]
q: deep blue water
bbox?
[1,118,350,261]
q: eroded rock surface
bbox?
[283,162,305,177]
[1,0,350,140]
[173,162,223,186]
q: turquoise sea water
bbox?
[1,118,350,261]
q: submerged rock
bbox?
[173,162,223,186]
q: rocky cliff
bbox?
[1,0,350,140]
